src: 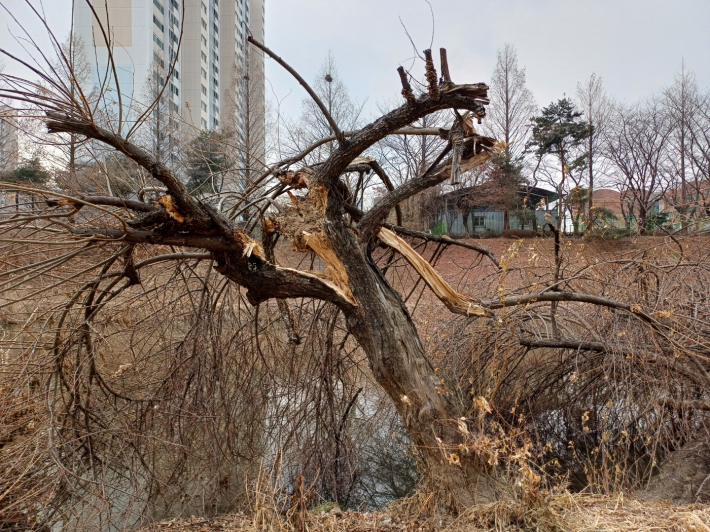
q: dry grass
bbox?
[4,227,710,528]
[139,493,710,532]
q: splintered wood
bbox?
[277,168,313,189]
[233,231,266,260]
[273,178,356,305]
[157,195,186,223]
[302,231,352,300]
[431,150,495,183]
[377,228,488,317]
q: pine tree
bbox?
[528,98,592,231]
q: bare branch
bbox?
[484,291,661,329]
[248,36,345,144]
[439,48,452,88]
[384,224,500,268]
[47,196,157,213]
[378,228,489,317]
[358,135,496,242]
[397,66,416,107]
[44,112,213,228]
[423,49,439,101]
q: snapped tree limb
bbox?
[377,228,489,317]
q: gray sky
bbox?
[264,0,710,119]
[2,0,709,121]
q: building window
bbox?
[201,84,207,95]
[153,15,164,33]
[201,68,207,78]
[213,78,218,88]
[213,90,219,100]
[153,33,164,50]
[201,51,207,62]
[201,18,207,30]
[170,0,179,11]
[202,2,207,13]
[153,52,165,69]
[201,35,207,46]
[201,118,207,128]
[201,101,207,111]
[153,0,164,14]
[473,216,485,228]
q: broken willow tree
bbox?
[4,23,688,508]
[1,26,504,503]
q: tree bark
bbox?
[326,220,502,507]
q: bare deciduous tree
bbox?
[576,73,612,226]
[485,43,537,159]
[605,99,673,231]
[661,62,710,228]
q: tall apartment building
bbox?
[0,105,19,174]
[73,0,265,163]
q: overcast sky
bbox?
[2,0,709,121]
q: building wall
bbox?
[73,0,265,160]
[180,0,205,128]
[0,105,19,173]
[74,0,177,130]
[180,0,265,140]
[437,210,557,237]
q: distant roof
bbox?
[435,184,557,210]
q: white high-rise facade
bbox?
[73,0,265,150]
[0,105,19,174]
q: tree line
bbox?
[480,45,709,235]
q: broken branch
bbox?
[377,228,489,317]
[423,49,440,101]
[440,48,452,88]
[384,224,500,268]
[397,66,416,107]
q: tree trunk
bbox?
[327,222,502,508]
[462,211,471,235]
[638,207,647,234]
[586,103,594,233]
